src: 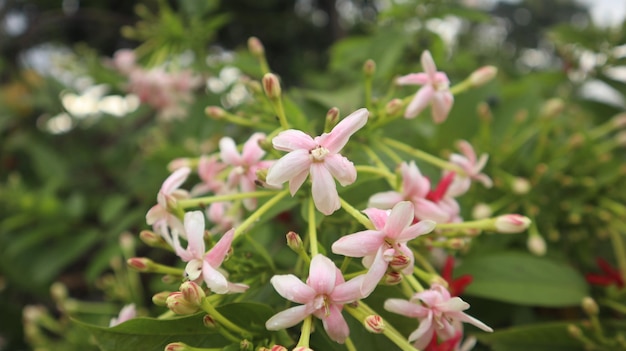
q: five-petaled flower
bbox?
[384,283,492,350]
[397,50,454,123]
[266,108,368,215]
[265,254,367,343]
[332,201,435,295]
[445,140,492,197]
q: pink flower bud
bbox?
[127,257,152,272]
[139,230,165,247]
[511,177,531,194]
[389,253,411,271]
[527,235,546,256]
[363,59,376,76]
[166,292,200,315]
[270,346,288,351]
[152,291,171,306]
[325,107,340,132]
[165,342,190,351]
[292,347,314,351]
[180,281,205,306]
[262,73,281,99]
[364,315,385,333]
[382,271,403,285]
[494,214,531,233]
[385,98,403,116]
[247,36,265,58]
[469,66,497,87]
[205,106,226,119]
[286,231,303,252]
[203,314,219,329]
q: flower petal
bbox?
[367,191,403,210]
[396,73,430,86]
[185,259,203,281]
[310,163,340,215]
[202,261,229,294]
[307,254,337,295]
[404,85,434,119]
[332,274,368,303]
[409,314,435,350]
[266,149,311,188]
[383,298,427,318]
[219,137,241,165]
[204,229,234,267]
[421,50,438,78]
[266,305,312,330]
[270,274,316,304]
[316,108,368,154]
[431,91,454,124]
[289,169,309,195]
[321,304,350,343]
[361,248,388,296]
[397,219,436,243]
[331,230,385,257]
[161,167,191,194]
[324,154,357,186]
[384,201,414,239]
[184,211,206,258]
[241,132,266,164]
[362,207,389,230]
[272,129,316,152]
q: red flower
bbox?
[585,257,624,288]
[425,330,463,351]
[442,255,473,297]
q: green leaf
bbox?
[454,251,589,307]
[475,322,584,351]
[75,302,274,351]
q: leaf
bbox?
[75,302,274,351]
[454,251,589,307]
[475,322,584,351]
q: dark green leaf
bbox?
[476,322,584,351]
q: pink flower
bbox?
[384,284,492,350]
[332,201,435,295]
[146,167,190,241]
[109,304,136,327]
[445,140,492,197]
[172,211,248,294]
[266,108,369,215]
[368,162,461,223]
[265,254,366,343]
[190,155,227,196]
[397,51,454,123]
[220,133,273,210]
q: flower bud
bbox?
[469,66,497,87]
[247,36,265,58]
[382,271,402,285]
[50,282,68,302]
[165,342,190,351]
[511,177,531,195]
[262,73,281,99]
[127,257,152,272]
[494,215,531,233]
[180,281,205,306]
[292,347,314,351]
[472,203,492,219]
[203,314,219,329]
[140,230,167,248]
[389,253,411,271]
[540,98,564,118]
[270,346,288,351]
[166,292,200,315]
[205,106,226,119]
[364,315,385,333]
[527,234,546,256]
[446,238,467,250]
[385,98,403,116]
[324,107,340,132]
[152,291,171,306]
[582,297,599,316]
[286,231,303,252]
[363,59,376,76]
[567,324,583,339]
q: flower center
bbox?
[310,146,329,162]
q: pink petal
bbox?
[396,219,436,243]
[272,129,316,152]
[404,85,434,119]
[331,230,385,257]
[242,132,266,164]
[270,274,316,304]
[316,108,368,154]
[266,149,311,188]
[452,312,493,332]
[266,305,312,330]
[323,154,357,186]
[146,204,166,225]
[227,282,249,293]
[184,211,206,258]
[320,304,350,344]
[307,254,337,295]
[310,163,340,215]
[421,50,438,79]
[185,259,203,281]
[202,261,229,294]
[456,140,476,164]
[219,137,242,165]
[367,191,403,210]
[161,167,191,194]
[414,198,451,223]
[332,275,368,303]
[383,298,427,318]
[396,73,430,86]
[362,207,389,230]
[409,314,435,350]
[402,161,430,198]
[361,248,388,296]
[204,229,234,267]
[289,169,309,195]
[384,201,414,239]
[431,91,454,124]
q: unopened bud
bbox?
[255,168,269,187]
[446,238,467,250]
[152,291,171,306]
[50,282,68,302]
[567,324,583,339]
[363,59,376,76]
[166,292,200,315]
[120,232,135,252]
[205,106,226,119]
[511,177,531,195]
[389,253,411,271]
[270,346,288,351]
[286,231,303,252]
[527,234,546,256]
[203,314,219,329]
[127,257,152,272]
[140,230,167,247]
[324,107,340,132]
[469,66,497,87]
[382,271,402,285]
[162,274,178,284]
[165,342,190,351]
[247,37,265,58]
[472,203,492,219]
[180,281,205,306]
[385,98,403,116]
[494,215,531,233]
[262,73,281,99]
[364,315,385,333]
[292,347,314,351]
[240,339,253,351]
[582,297,599,316]
[540,98,564,118]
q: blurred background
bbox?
[1,0,625,350]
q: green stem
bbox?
[148,262,185,276]
[405,272,425,292]
[600,298,626,314]
[448,79,472,95]
[220,112,276,130]
[435,218,493,231]
[362,144,397,187]
[200,298,253,337]
[274,98,289,130]
[296,316,313,348]
[355,165,396,184]
[339,197,375,230]
[308,197,319,256]
[233,189,290,238]
[377,142,405,166]
[178,190,279,209]
[382,138,466,176]
[345,336,357,351]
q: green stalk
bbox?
[308,196,319,256]
[233,189,290,239]
[178,190,279,209]
[339,197,375,230]
[200,298,253,337]
[382,138,466,175]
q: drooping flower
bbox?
[368,161,461,223]
[332,201,435,295]
[146,167,190,241]
[265,254,366,343]
[384,284,492,350]
[172,211,248,294]
[219,132,273,210]
[109,304,136,327]
[397,51,454,123]
[266,108,368,215]
[445,140,492,197]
